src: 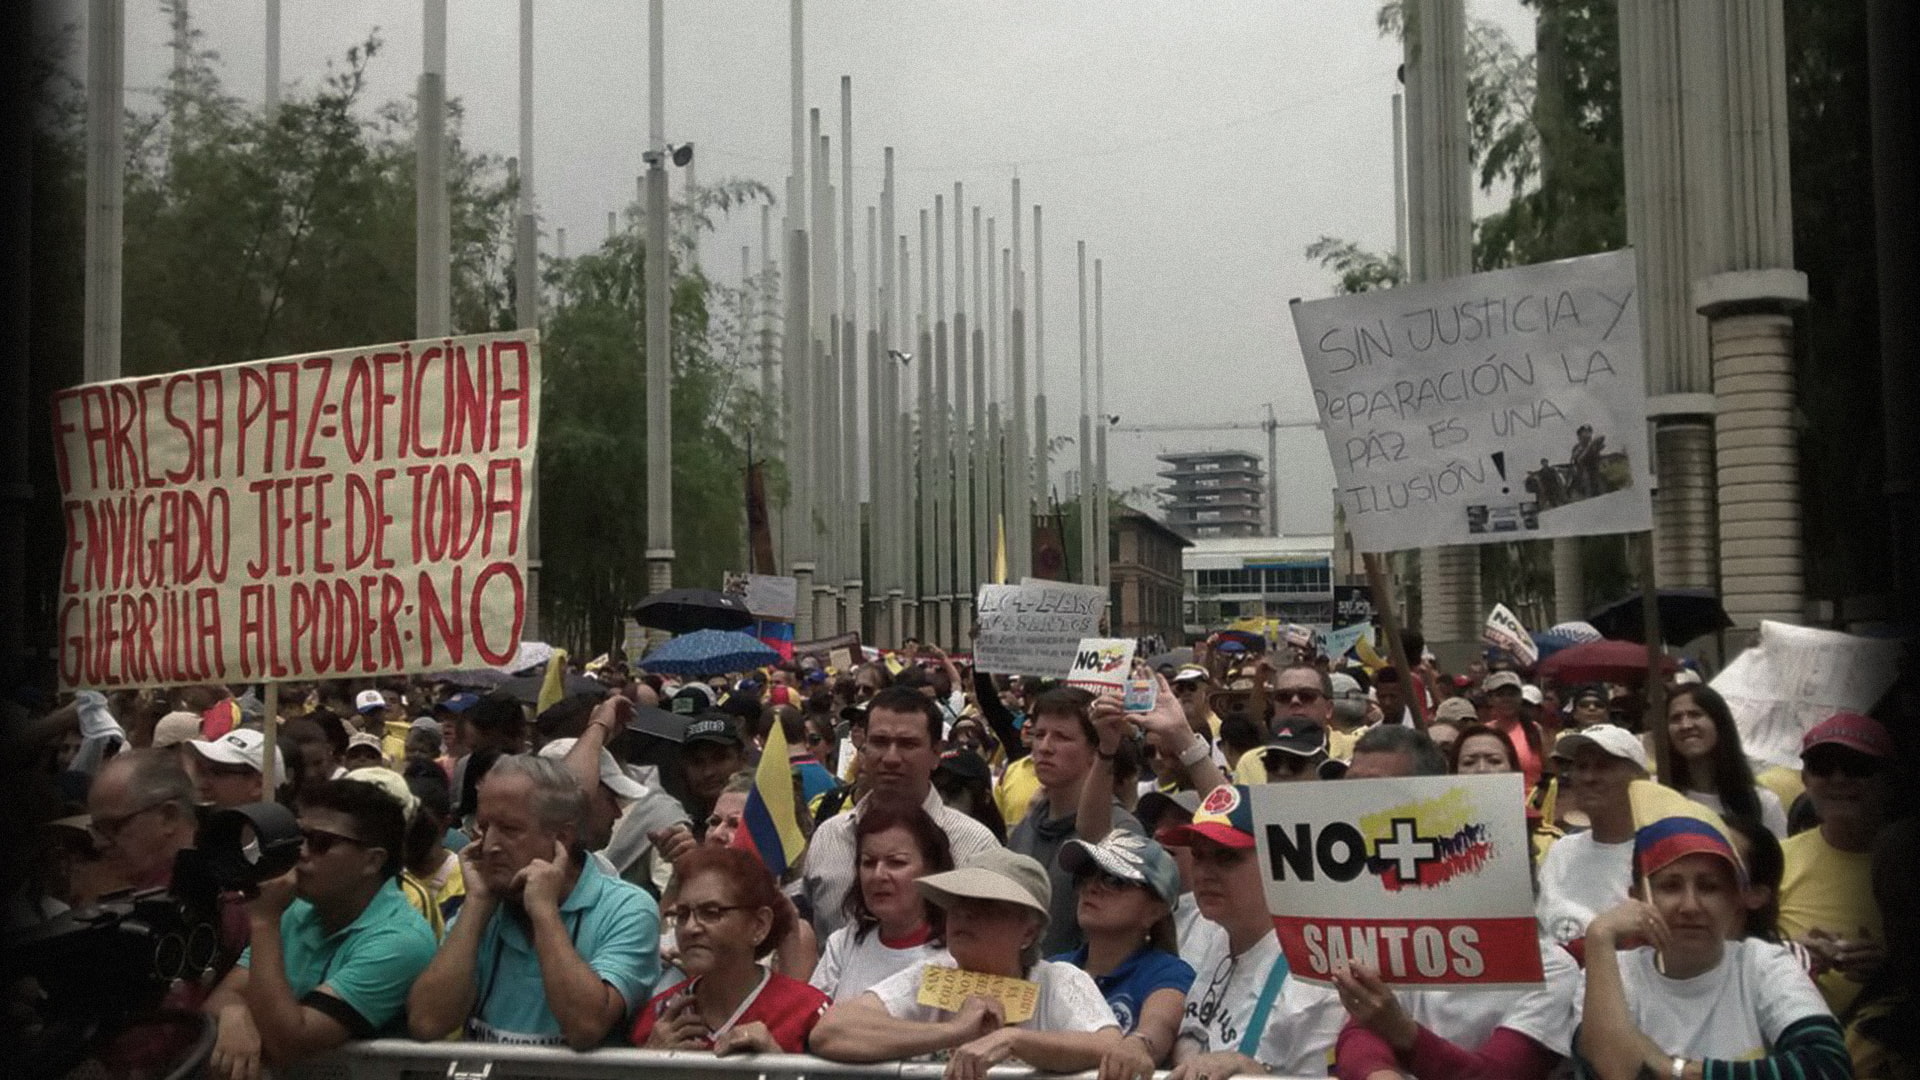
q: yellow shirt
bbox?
[1233,751,1269,784]
[398,870,447,941]
[994,756,1041,828]
[1778,828,1881,1014]
[1327,727,1361,762]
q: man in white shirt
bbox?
[804,687,1000,939]
[1534,724,1646,944]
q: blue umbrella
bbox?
[639,629,780,677]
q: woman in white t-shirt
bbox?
[810,847,1121,1079]
[1662,686,1789,839]
[809,797,953,1001]
[1573,810,1849,1079]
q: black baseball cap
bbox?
[1262,720,1329,758]
[683,711,744,749]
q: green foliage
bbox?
[537,181,776,650]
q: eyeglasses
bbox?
[1273,689,1324,705]
[1078,869,1142,893]
[91,801,169,842]
[202,762,259,778]
[663,902,753,927]
[1805,754,1883,780]
[300,827,368,855]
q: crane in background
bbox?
[1109,404,1321,536]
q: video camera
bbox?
[4,801,306,1080]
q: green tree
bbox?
[536,181,775,651]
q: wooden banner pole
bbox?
[1363,552,1429,727]
[1638,529,1669,781]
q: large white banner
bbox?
[1290,250,1651,552]
[1245,774,1544,989]
[54,331,540,689]
[1712,620,1901,769]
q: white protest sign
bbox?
[1482,603,1538,666]
[974,581,1108,677]
[1245,774,1544,989]
[1290,249,1651,552]
[53,331,540,689]
[1066,637,1135,696]
[723,572,799,620]
[1712,620,1901,769]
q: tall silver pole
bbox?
[812,120,839,634]
[970,205,989,596]
[84,0,124,384]
[1392,91,1408,271]
[932,195,951,647]
[784,0,813,635]
[514,0,542,635]
[899,231,917,635]
[1032,205,1049,518]
[643,0,674,609]
[1076,241,1094,585]
[987,222,1003,583]
[840,77,862,634]
[417,0,450,337]
[1008,179,1031,580]
[865,203,881,638]
[1266,403,1281,536]
[951,186,973,646]
[916,210,935,638]
[760,204,775,419]
[264,0,280,114]
[881,148,902,640]
[1094,257,1109,588]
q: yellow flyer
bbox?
[914,965,1038,1023]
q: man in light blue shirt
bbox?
[408,754,660,1048]
[203,779,437,1080]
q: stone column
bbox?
[1403,0,1482,643]
[1699,276,1805,632]
[1551,539,1585,623]
[1620,0,1719,591]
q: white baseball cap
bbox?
[1520,684,1543,706]
[354,689,388,714]
[538,738,647,800]
[1552,723,1649,772]
[186,727,287,779]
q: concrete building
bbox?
[1109,508,1191,648]
[1182,534,1337,636]
[1157,450,1266,539]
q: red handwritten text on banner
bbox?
[51,331,541,689]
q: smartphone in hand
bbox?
[1122,675,1157,713]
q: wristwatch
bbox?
[1178,738,1212,767]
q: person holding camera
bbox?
[202,778,437,1080]
[406,754,659,1048]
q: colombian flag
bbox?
[732,722,808,878]
[1628,780,1742,880]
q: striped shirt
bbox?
[802,787,1001,940]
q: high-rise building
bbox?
[1157,450,1265,539]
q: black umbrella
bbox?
[630,588,755,634]
[1587,589,1732,646]
[626,704,692,743]
[498,670,606,704]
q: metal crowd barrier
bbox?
[290,1040,1314,1080]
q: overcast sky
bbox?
[81,0,1533,537]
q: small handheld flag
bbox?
[536,648,570,716]
[733,722,808,878]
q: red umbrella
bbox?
[1536,639,1678,685]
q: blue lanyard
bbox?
[1236,947,1290,1058]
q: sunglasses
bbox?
[805,732,828,745]
[1805,753,1883,780]
[91,801,169,842]
[301,827,368,856]
[1273,689,1324,705]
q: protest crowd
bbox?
[6,621,1914,1080]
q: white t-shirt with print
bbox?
[1573,938,1832,1061]
[1396,937,1581,1056]
[1177,920,1345,1076]
[1535,831,1633,944]
[810,925,945,1003]
[867,953,1118,1032]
